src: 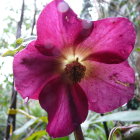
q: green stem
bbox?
[74,125,84,140]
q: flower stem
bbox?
[74,125,84,140]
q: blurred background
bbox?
[0,0,140,140]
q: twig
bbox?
[101,114,109,140]
[97,0,105,18]
[16,0,25,39]
[31,0,37,35]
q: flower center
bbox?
[64,58,86,83]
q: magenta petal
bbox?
[39,77,88,137]
[80,61,135,113]
[35,0,93,55]
[79,17,136,63]
[13,41,59,99]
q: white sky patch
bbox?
[0,56,13,84]
[65,0,83,15]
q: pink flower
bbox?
[13,0,136,138]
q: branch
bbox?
[5,0,25,139]
[31,0,37,35]
[16,0,25,39]
[101,114,109,140]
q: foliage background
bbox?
[0,0,140,140]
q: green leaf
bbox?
[1,50,16,57]
[135,48,140,51]
[25,130,47,140]
[16,38,24,45]
[13,118,37,135]
[38,116,48,123]
[1,45,24,57]
[108,127,122,140]
[94,111,140,122]
[54,137,69,140]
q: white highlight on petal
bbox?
[65,16,69,22]
[57,2,69,13]
[82,20,92,29]
[24,97,29,104]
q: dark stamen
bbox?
[64,60,86,83]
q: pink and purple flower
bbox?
[13,0,136,138]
